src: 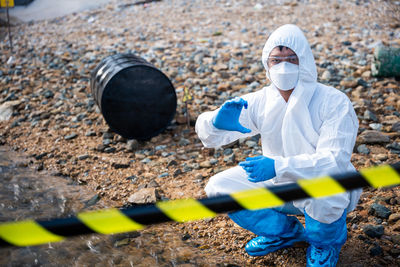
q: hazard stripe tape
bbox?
[0,162,399,247]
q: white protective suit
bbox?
[195,24,361,224]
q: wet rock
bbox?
[362,224,384,238]
[358,130,390,144]
[127,188,159,204]
[369,203,392,219]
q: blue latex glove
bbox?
[239,156,276,182]
[212,97,251,133]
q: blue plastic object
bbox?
[228,209,305,256]
[305,210,347,267]
[239,156,276,182]
[212,97,251,133]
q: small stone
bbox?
[84,194,100,207]
[78,154,89,160]
[210,158,219,165]
[357,144,370,154]
[114,238,130,248]
[391,235,400,245]
[173,169,182,177]
[112,162,130,169]
[200,161,212,168]
[167,160,178,167]
[391,122,400,132]
[126,139,140,151]
[393,220,400,232]
[362,224,384,238]
[340,79,358,88]
[369,123,382,131]
[245,140,257,148]
[127,188,159,204]
[85,130,96,137]
[64,133,78,140]
[104,147,116,153]
[224,153,235,164]
[369,203,392,219]
[178,138,190,146]
[364,110,378,122]
[321,70,332,80]
[388,213,400,224]
[369,244,383,256]
[158,172,169,178]
[358,130,390,144]
[374,154,388,161]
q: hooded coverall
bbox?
[195,24,361,266]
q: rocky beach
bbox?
[1,0,400,266]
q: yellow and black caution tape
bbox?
[1,162,399,248]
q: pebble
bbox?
[388,213,400,224]
[364,110,378,122]
[369,203,392,219]
[369,123,382,131]
[85,130,96,137]
[104,147,116,153]
[391,121,400,132]
[357,144,370,154]
[127,188,159,204]
[362,224,384,238]
[369,244,383,256]
[358,130,390,144]
[64,133,78,140]
[77,154,89,160]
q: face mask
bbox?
[268,61,299,91]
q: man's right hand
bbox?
[212,97,251,133]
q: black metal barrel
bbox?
[91,54,177,140]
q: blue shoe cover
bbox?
[245,234,305,256]
[306,245,340,267]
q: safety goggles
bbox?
[267,55,299,66]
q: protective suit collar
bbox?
[262,24,319,158]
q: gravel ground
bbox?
[1,0,400,266]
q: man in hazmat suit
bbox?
[195,24,361,266]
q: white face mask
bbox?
[269,61,299,91]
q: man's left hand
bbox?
[239,156,276,183]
